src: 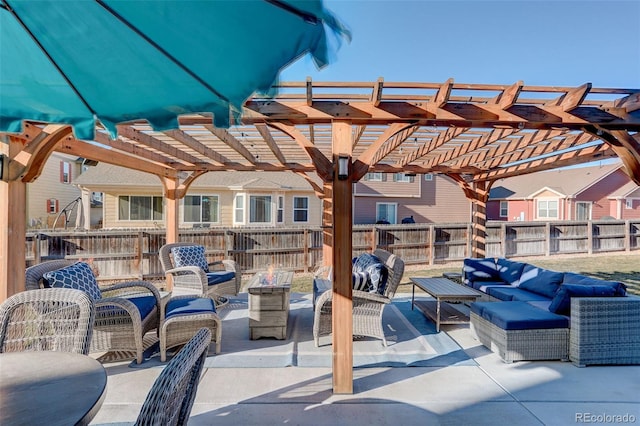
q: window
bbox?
[376,203,397,224]
[234,194,245,224]
[249,195,272,223]
[499,201,508,217]
[47,199,58,214]
[277,196,284,223]
[293,197,309,223]
[184,195,219,223]
[393,173,414,182]
[424,174,433,181]
[118,196,163,221]
[537,199,558,219]
[60,161,71,183]
[365,172,383,181]
[626,199,634,209]
[576,202,591,220]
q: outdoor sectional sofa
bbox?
[463,257,640,366]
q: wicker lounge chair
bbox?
[0,288,95,355]
[25,260,161,364]
[135,327,211,426]
[313,249,405,347]
[159,242,241,305]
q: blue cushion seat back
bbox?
[353,253,388,295]
[496,258,527,286]
[206,271,235,286]
[562,273,627,296]
[463,258,498,282]
[471,301,569,330]
[165,297,216,319]
[171,245,209,273]
[43,261,102,301]
[486,286,552,302]
[518,265,564,298]
[549,283,617,315]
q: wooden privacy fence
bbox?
[26,220,640,283]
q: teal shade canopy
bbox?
[0,0,349,140]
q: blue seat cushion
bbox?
[166,297,216,318]
[518,265,564,298]
[171,245,209,273]
[43,261,102,301]
[496,258,527,286]
[471,301,569,330]
[549,283,617,315]
[206,271,235,286]
[96,294,157,319]
[472,280,509,291]
[562,273,626,296]
[486,286,552,302]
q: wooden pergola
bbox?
[2,78,639,393]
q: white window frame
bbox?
[48,198,58,214]
[365,172,383,181]
[118,195,163,221]
[277,195,284,223]
[233,194,245,225]
[576,201,592,220]
[626,199,634,209]
[183,194,219,223]
[424,173,433,181]
[249,194,273,224]
[393,173,411,182]
[292,196,309,223]
[61,161,71,184]
[499,201,508,218]
[536,198,559,220]
[376,202,397,224]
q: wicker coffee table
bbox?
[410,277,482,332]
[247,270,294,340]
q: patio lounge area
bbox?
[90,291,640,426]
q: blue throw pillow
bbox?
[353,253,388,294]
[43,262,102,301]
[549,283,617,315]
[496,258,527,285]
[352,270,370,291]
[518,266,564,298]
[463,258,498,282]
[171,245,209,273]
[562,273,627,296]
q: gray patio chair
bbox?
[25,260,161,364]
[135,327,211,426]
[313,249,405,347]
[159,242,241,306]
[0,288,95,355]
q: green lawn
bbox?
[276,253,640,296]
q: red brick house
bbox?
[487,162,640,221]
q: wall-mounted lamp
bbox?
[337,155,349,180]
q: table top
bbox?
[247,270,294,293]
[0,351,107,426]
[411,277,482,298]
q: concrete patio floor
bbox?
[90,294,640,426]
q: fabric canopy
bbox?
[0,0,349,139]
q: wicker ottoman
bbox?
[160,296,221,362]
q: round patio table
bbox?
[0,351,107,426]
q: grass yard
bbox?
[279,253,640,296]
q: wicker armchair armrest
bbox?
[95,296,143,322]
[208,260,237,273]
[570,295,640,366]
[100,280,161,324]
[353,290,391,305]
[165,265,207,278]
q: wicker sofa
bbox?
[463,257,640,366]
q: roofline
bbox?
[572,163,622,197]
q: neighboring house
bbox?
[353,172,471,224]
[487,161,640,221]
[26,153,86,229]
[74,164,323,229]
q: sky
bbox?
[281,0,640,88]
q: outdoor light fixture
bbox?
[337,155,349,180]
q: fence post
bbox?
[500,223,506,258]
[545,222,551,256]
[33,233,41,264]
[625,220,631,252]
[137,231,144,279]
[429,224,435,265]
[303,228,309,272]
[587,221,593,254]
[466,223,472,258]
[371,226,378,252]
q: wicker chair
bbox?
[135,327,211,426]
[0,288,95,355]
[25,260,162,364]
[159,242,241,305]
[313,249,405,347]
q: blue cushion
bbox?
[562,273,627,296]
[206,271,235,286]
[472,280,509,291]
[463,258,499,283]
[171,245,209,273]
[486,286,552,302]
[352,270,370,291]
[471,301,569,330]
[496,258,527,285]
[353,253,388,294]
[43,262,102,301]
[549,283,617,315]
[126,295,157,319]
[165,297,216,319]
[517,265,564,298]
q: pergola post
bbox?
[0,171,26,302]
[470,181,490,259]
[331,121,353,394]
